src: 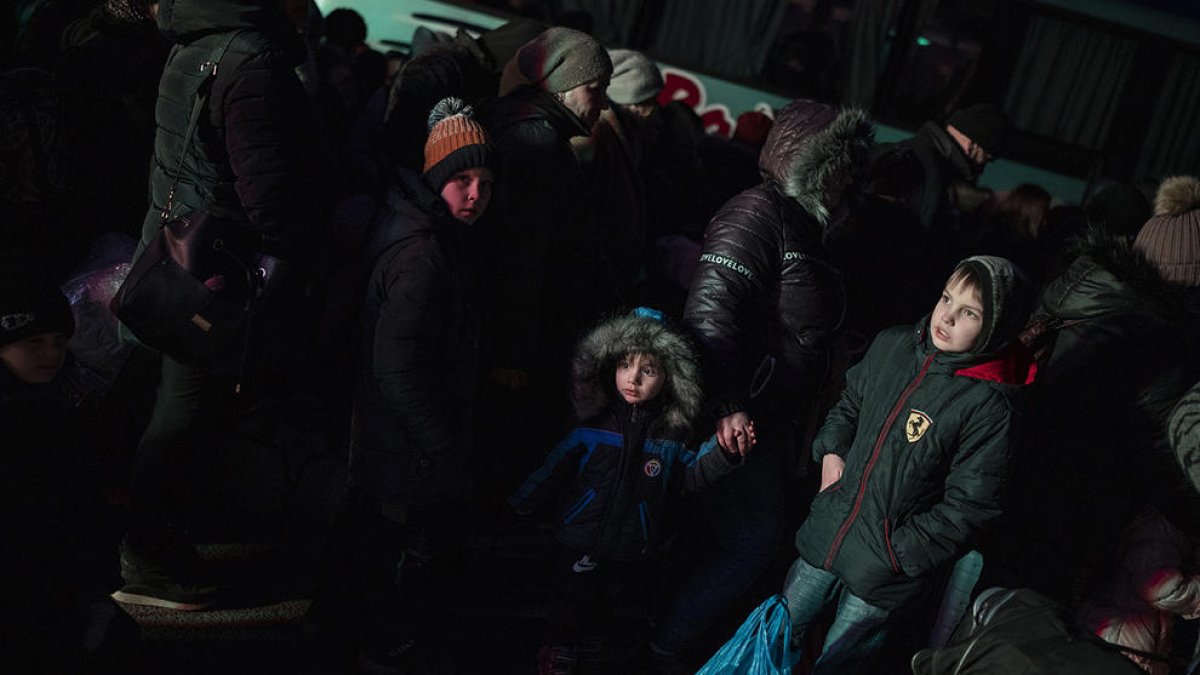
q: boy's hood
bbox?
[956,255,1034,355]
[758,100,873,225]
[572,312,702,432]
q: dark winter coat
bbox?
[986,232,1198,604]
[571,105,646,299]
[350,170,481,507]
[683,101,872,421]
[510,312,737,560]
[59,5,168,240]
[139,0,320,262]
[0,366,110,667]
[795,319,1033,611]
[871,121,976,233]
[480,85,604,375]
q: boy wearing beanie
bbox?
[329,97,495,674]
[1,257,139,672]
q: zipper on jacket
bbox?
[823,352,936,570]
[594,405,640,553]
[883,518,900,573]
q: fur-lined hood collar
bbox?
[1040,227,1184,319]
[758,100,873,225]
[571,310,702,433]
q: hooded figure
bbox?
[654,100,873,663]
[510,308,739,672]
[985,228,1199,609]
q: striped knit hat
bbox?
[422,97,495,191]
[1134,175,1200,287]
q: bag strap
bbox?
[160,31,244,224]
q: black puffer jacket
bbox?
[350,170,481,507]
[986,231,1199,603]
[683,101,873,420]
[511,311,738,560]
[480,85,604,374]
[139,0,319,261]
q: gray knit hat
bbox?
[1134,175,1200,287]
[516,27,612,93]
[606,49,662,105]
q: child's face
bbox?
[930,279,985,353]
[0,332,68,384]
[615,352,665,406]
[440,167,494,225]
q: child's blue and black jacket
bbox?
[512,405,738,561]
[510,310,739,561]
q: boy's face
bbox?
[0,332,68,384]
[615,352,665,406]
[440,167,494,225]
[930,279,984,353]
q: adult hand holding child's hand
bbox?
[717,412,757,456]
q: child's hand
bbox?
[717,412,757,456]
[820,453,845,491]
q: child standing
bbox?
[1,255,138,672]
[779,255,1034,673]
[511,308,746,675]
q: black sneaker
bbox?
[111,543,219,611]
[357,638,456,675]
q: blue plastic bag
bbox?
[696,594,797,675]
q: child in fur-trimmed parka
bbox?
[781,255,1035,674]
[510,307,744,674]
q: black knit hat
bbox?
[1085,183,1151,239]
[0,254,74,347]
[946,104,1009,157]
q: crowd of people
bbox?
[3,1,1200,674]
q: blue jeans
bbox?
[782,557,890,674]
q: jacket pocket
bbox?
[883,517,901,574]
[562,488,597,525]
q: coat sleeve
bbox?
[683,190,780,416]
[891,395,1012,577]
[675,435,741,491]
[222,49,317,243]
[509,429,587,512]
[810,341,870,462]
[372,240,456,459]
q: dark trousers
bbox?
[316,486,465,648]
[546,545,649,646]
[653,418,793,655]
[126,355,239,550]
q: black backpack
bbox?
[910,587,1147,675]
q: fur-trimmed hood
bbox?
[758,100,874,224]
[1040,227,1186,319]
[571,310,703,432]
